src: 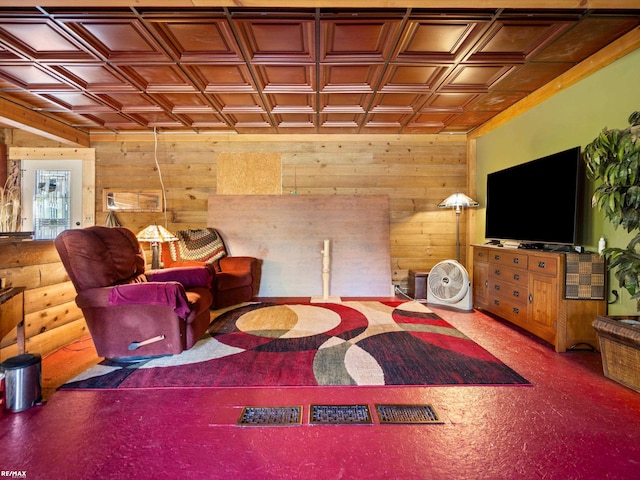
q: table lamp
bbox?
[136,224,178,269]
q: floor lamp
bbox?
[438,193,479,263]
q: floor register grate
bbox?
[376,404,443,424]
[237,404,443,426]
[310,404,373,425]
[238,406,302,426]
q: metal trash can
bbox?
[1,353,42,413]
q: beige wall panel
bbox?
[208,194,392,297]
[216,153,282,194]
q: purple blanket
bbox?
[108,282,191,318]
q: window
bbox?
[22,160,83,240]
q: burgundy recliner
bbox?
[160,228,260,309]
[55,226,213,360]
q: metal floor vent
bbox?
[310,404,373,425]
[376,404,443,424]
[237,406,302,426]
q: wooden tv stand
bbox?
[472,245,606,352]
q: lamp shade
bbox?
[437,192,479,209]
[136,224,178,243]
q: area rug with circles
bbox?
[61,300,530,389]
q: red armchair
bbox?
[160,228,260,309]
[55,226,213,360]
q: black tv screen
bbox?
[485,146,583,246]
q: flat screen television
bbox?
[485,146,584,247]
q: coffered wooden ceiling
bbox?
[0,4,638,141]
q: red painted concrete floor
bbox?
[2,303,640,480]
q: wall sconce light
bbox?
[438,192,479,263]
[136,224,177,270]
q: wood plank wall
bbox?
[0,240,87,360]
[1,129,468,357]
[90,133,469,279]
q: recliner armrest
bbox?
[76,282,192,318]
[218,256,256,272]
[146,266,213,289]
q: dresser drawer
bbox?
[488,250,528,269]
[489,295,528,325]
[489,279,528,308]
[528,253,558,276]
[488,264,529,288]
[474,247,489,263]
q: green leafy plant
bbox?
[583,111,640,308]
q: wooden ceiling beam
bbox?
[1,1,639,8]
[0,97,90,147]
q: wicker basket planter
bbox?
[592,315,640,393]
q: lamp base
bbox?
[310,296,342,303]
[151,242,160,270]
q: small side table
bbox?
[408,270,429,300]
[0,287,26,357]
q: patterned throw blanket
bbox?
[168,228,227,264]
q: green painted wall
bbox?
[475,47,640,315]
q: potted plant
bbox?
[584,111,640,392]
[583,110,640,312]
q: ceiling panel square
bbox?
[320,113,362,129]
[187,64,256,93]
[212,92,267,113]
[116,64,196,92]
[235,19,315,63]
[379,64,447,92]
[83,111,145,129]
[49,64,137,92]
[0,20,95,61]
[265,93,315,113]
[97,92,163,112]
[320,93,372,113]
[151,92,214,113]
[176,112,229,129]
[493,62,573,91]
[40,92,113,112]
[0,63,73,91]
[321,19,401,62]
[394,20,486,62]
[441,64,516,92]
[466,20,570,62]
[148,18,243,62]
[466,91,529,112]
[370,93,428,113]
[320,64,383,93]
[226,112,274,130]
[273,113,316,128]
[424,93,479,111]
[253,64,315,93]
[61,17,171,62]
[407,112,455,128]
[133,110,184,127]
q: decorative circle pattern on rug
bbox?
[235,304,342,339]
[61,301,530,389]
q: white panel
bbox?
[208,194,392,297]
